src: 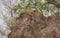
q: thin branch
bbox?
[47,0,60,8]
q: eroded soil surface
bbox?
[8,10,60,38]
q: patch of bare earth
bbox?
[8,10,60,38]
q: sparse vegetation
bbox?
[0,0,60,38]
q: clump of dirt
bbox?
[8,10,60,38]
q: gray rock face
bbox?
[0,0,20,38]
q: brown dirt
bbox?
[8,10,60,38]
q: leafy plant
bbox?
[8,18,16,30]
[12,0,60,17]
